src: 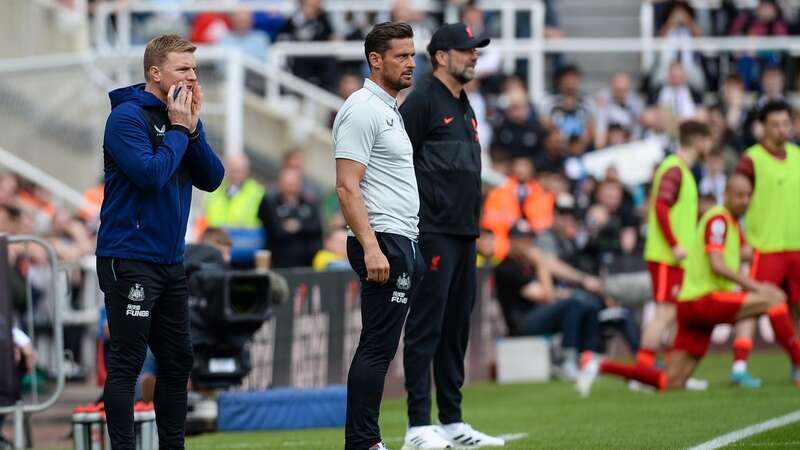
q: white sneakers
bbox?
[627,379,655,393]
[576,351,601,398]
[685,377,709,391]
[438,423,505,448]
[403,423,505,449]
[402,425,453,449]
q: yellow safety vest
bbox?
[204,179,265,229]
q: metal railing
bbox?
[48,0,800,105]
[93,0,284,52]
[266,35,800,100]
[640,1,655,71]
[0,44,344,210]
[33,0,88,20]
[9,3,800,138]
[91,45,345,154]
[264,0,545,97]
[240,52,344,117]
[0,235,66,450]
[639,1,800,72]
[0,47,268,159]
[91,0,547,96]
[92,0,444,52]
[0,146,85,211]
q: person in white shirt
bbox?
[657,61,701,120]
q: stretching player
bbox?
[578,175,800,395]
[638,121,710,369]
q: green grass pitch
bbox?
[181,350,800,449]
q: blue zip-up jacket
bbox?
[96,83,224,264]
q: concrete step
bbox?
[558,53,641,94]
[0,0,87,58]
[0,113,102,193]
[240,93,335,188]
[559,16,641,37]
[556,2,641,20]
[545,0,643,97]
[556,0,641,5]
[0,69,110,193]
[0,62,337,197]
[562,53,641,75]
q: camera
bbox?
[184,245,288,390]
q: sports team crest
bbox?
[396,273,411,290]
[128,283,145,302]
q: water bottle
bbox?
[139,402,157,450]
[72,405,88,450]
[85,404,103,450]
[97,402,111,450]
[133,402,144,450]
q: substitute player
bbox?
[334,22,424,450]
[578,175,800,395]
[638,121,710,369]
[730,100,800,386]
[400,23,503,449]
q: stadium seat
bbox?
[224,228,265,267]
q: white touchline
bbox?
[446,434,530,450]
[687,410,800,450]
[186,431,532,449]
[279,432,529,448]
[188,443,264,449]
[187,431,533,448]
[498,433,529,442]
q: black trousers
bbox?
[345,233,425,450]
[404,233,476,427]
[96,257,193,450]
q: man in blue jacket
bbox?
[95,34,224,450]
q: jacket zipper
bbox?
[172,177,181,258]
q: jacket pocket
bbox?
[111,258,118,281]
[378,233,411,287]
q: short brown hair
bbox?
[143,34,197,81]
[202,227,232,247]
[364,22,414,70]
[678,120,710,147]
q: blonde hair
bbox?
[143,34,196,81]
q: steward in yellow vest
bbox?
[205,178,265,229]
[203,154,265,229]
